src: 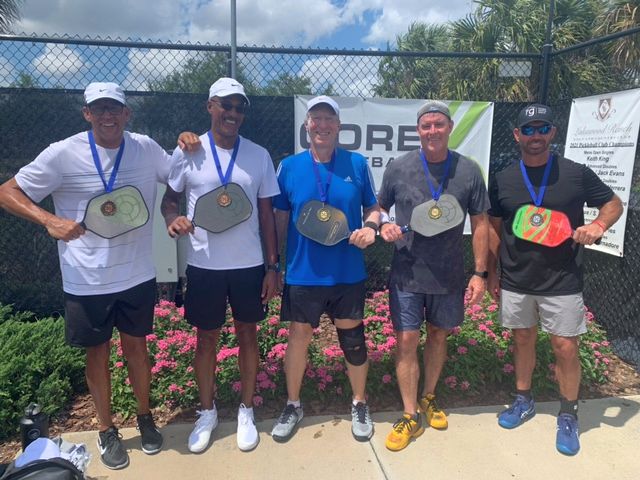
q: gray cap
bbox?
[517,104,554,128]
[417,100,451,122]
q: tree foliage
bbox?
[0,0,22,33]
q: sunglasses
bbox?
[87,104,124,116]
[211,100,248,114]
[520,124,553,136]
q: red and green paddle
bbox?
[512,205,601,247]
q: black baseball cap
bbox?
[517,104,554,128]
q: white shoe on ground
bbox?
[237,403,259,451]
[188,408,218,453]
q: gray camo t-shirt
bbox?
[378,149,489,294]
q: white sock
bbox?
[353,399,366,406]
[287,399,301,408]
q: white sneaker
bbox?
[237,403,259,451]
[188,408,218,453]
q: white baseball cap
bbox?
[84,82,126,105]
[208,77,250,104]
[306,95,339,117]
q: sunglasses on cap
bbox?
[519,124,553,136]
[211,99,248,114]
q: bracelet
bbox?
[364,221,379,232]
[592,219,607,233]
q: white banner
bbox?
[565,88,640,257]
[294,96,494,233]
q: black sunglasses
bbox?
[87,104,125,116]
[211,100,248,114]
[520,124,552,136]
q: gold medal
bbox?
[317,207,331,222]
[100,200,117,216]
[217,191,232,207]
[428,205,442,220]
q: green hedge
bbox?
[0,305,84,440]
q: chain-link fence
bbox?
[0,31,638,369]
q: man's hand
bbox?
[262,270,278,304]
[573,222,604,245]
[487,271,500,302]
[349,226,376,249]
[167,215,194,238]
[380,223,403,243]
[466,275,486,306]
[177,132,201,152]
[45,217,85,242]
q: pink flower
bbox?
[457,346,468,355]
[503,363,515,374]
[460,381,470,391]
[232,381,242,392]
[487,304,498,312]
[444,376,457,388]
[496,350,506,359]
[253,395,264,407]
[382,374,392,384]
[467,338,478,346]
[114,361,124,368]
[277,328,289,338]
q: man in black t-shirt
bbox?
[488,104,623,456]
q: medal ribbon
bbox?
[310,149,336,203]
[420,148,452,201]
[208,131,240,187]
[519,154,553,206]
[88,130,125,193]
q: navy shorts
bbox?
[63,278,156,348]
[389,287,464,331]
[280,281,366,328]
[184,264,266,330]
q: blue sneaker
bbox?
[498,395,536,429]
[556,414,580,455]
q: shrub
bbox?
[0,305,85,440]
[109,291,613,417]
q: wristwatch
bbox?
[473,270,489,279]
[363,221,379,233]
[266,255,281,273]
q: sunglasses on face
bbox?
[87,104,124,116]
[520,124,553,136]
[211,100,248,114]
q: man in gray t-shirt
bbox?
[377,100,490,452]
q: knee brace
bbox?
[337,323,367,366]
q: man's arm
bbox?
[160,185,193,237]
[573,194,624,245]
[0,177,84,242]
[349,203,380,249]
[487,215,502,301]
[258,197,279,303]
[467,212,489,305]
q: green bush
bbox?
[0,305,84,440]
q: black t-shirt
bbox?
[488,155,614,295]
[378,149,490,294]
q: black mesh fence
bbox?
[0,32,638,369]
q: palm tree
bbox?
[0,0,22,33]
[596,1,640,82]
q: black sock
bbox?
[559,398,578,418]
[516,389,532,401]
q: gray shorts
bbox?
[499,289,586,337]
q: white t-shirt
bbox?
[168,134,280,270]
[15,131,170,295]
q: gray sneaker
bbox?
[271,404,303,442]
[351,402,374,441]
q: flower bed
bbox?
[109,291,613,417]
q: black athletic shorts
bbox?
[280,281,366,328]
[63,278,156,348]
[184,264,266,330]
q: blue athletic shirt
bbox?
[274,148,377,286]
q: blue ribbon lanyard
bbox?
[310,149,336,204]
[420,148,452,201]
[519,154,554,206]
[88,131,125,193]
[207,131,241,187]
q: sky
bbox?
[12,0,476,49]
[2,0,477,93]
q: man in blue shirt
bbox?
[271,96,380,443]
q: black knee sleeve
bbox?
[337,323,367,366]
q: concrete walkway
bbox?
[61,395,640,480]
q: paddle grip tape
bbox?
[337,323,367,366]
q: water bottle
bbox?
[20,403,49,450]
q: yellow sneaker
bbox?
[419,393,448,430]
[385,413,424,451]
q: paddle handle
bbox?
[400,225,411,234]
